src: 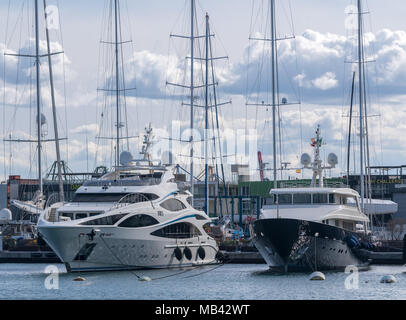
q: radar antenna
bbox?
[300,125,337,187]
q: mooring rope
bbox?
[98,234,221,281]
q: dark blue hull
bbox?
[251,218,371,272]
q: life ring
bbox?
[174,247,183,261]
[184,247,192,260]
[197,246,206,260]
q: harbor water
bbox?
[0,263,405,300]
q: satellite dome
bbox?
[281,97,288,104]
[300,153,311,166]
[0,208,12,221]
[119,151,133,166]
[327,153,338,166]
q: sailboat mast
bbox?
[43,0,64,202]
[190,0,195,205]
[357,0,365,211]
[204,13,209,215]
[34,0,43,194]
[270,0,277,190]
[114,0,120,168]
[347,71,356,186]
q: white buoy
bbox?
[309,271,325,281]
[139,276,152,282]
[73,276,86,281]
[380,275,396,283]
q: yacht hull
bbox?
[251,218,371,272]
[38,225,218,272]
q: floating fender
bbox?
[139,276,151,282]
[309,271,325,281]
[380,275,396,283]
[174,247,183,261]
[184,247,192,261]
[197,246,206,260]
[73,276,86,282]
[360,241,373,250]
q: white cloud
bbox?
[70,124,99,135]
[311,72,338,90]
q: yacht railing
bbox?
[107,193,155,212]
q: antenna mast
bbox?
[357,0,365,211]
[35,0,43,194]
[270,0,277,190]
[43,0,64,202]
[347,71,356,186]
[114,0,120,168]
[204,13,209,215]
[190,0,195,205]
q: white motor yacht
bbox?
[37,156,219,272]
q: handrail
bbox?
[107,193,155,212]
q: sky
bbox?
[1,0,406,182]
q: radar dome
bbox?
[327,153,338,166]
[0,208,12,221]
[300,153,311,166]
[119,151,133,166]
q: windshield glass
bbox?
[72,193,158,203]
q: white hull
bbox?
[39,225,218,272]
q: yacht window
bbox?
[342,221,354,231]
[160,199,186,212]
[118,214,159,228]
[72,192,158,203]
[293,193,311,204]
[277,194,292,204]
[312,193,328,204]
[89,212,101,217]
[151,222,201,239]
[328,194,335,204]
[195,214,207,220]
[263,195,275,205]
[80,213,127,226]
[75,213,88,220]
[60,212,73,220]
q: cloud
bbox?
[311,72,339,90]
[1,39,72,85]
[93,28,406,104]
[219,28,406,104]
[4,28,406,180]
[70,123,99,136]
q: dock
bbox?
[0,251,61,263]
[221,246,405,265]
[365,250,404,265]
[222,251,265,264]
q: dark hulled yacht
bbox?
[251,126,373,272]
